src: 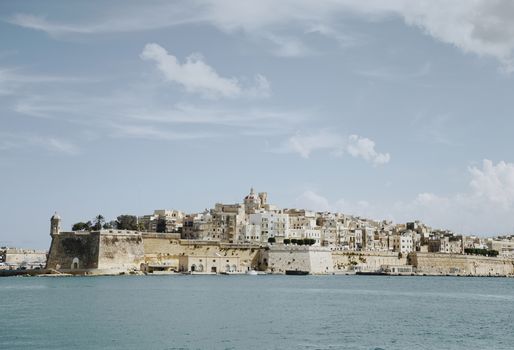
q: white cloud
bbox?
[295,190,331,212]
[0,67,94,96]
[7,6,202,36]
[280,130,390,165]
[295,190,380,219]
[127,103,302,130]
[469,159,514,208]
[356,62,431,81]
[284,130,345,158]
[9,1,514,69]
[110,124,216,141]
[398,158,514,234]
[347,134,391,165]
[8,14,94,35]
[140,43,270,98]
[263,32,313,57]
[0,133,79,155]
[44,138,79,155]
[294,160,514,235]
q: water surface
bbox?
[1,275,513,349]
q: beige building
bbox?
[138,209,184,233]
[178,255,245,273]
[487,237,514,257]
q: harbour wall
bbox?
[410,252,514,276]
[143,235,261,272]
[46,230,145,274]
[262,246,334,274]
[46,232,514,276]
[46,231,100,271]
[331,251,407,272]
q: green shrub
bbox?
[464,248,499,257]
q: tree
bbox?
[116,215,138,230]
[72,221,91,231]
[284,239,291,245]
[268,237,276,244]
[156,218,167,233]
[302,238,315,245]
[93,215,105,230]
[103,221,116,229]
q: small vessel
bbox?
[285,270,309,275]
[355,271,386,276]
[246,270,258,275]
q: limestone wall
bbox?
[46,232,100,270]
[410,252,514,276]
[332,251,406,272]
[263,246,334,274]
[143,236,261,271]
[97,233,145,271]
[4,249,47,266]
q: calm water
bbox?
[1,275,513,350]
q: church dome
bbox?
[244,188,259,203]
[51,212,61,220]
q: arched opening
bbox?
[225,264,231,272]
[71,257,79,270]
[231,264,237,272]
[197,264,204,272]
[191,264,196,272]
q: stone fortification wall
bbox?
[4,249,47,266]
[97,232,145,272]
[410,252,514,276]
[263,246,334,274]
[332,251,407,272]
[143,236,261,271]
[46,232,100,270]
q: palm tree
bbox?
[93,215,105,230]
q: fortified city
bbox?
[5,188,511,277]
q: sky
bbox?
[2,0,514,249]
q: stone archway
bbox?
[191,264,197,272]
[71,257,79,270]
[197,264,204,272]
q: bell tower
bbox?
[50,212,61,236]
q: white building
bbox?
[249,212,289,241]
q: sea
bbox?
[1,275,513,350]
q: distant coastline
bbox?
[3,189,513,277]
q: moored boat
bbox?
[285,270,309,275]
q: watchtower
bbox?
[50,212,61,235]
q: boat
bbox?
[246,270,258,275]
[285,270,309,275]
[355,271,386,276]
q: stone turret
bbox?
[258,192,268,206]
[50,212,61,236]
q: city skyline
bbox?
[2,1,514,248]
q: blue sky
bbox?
[2,0,514,248]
